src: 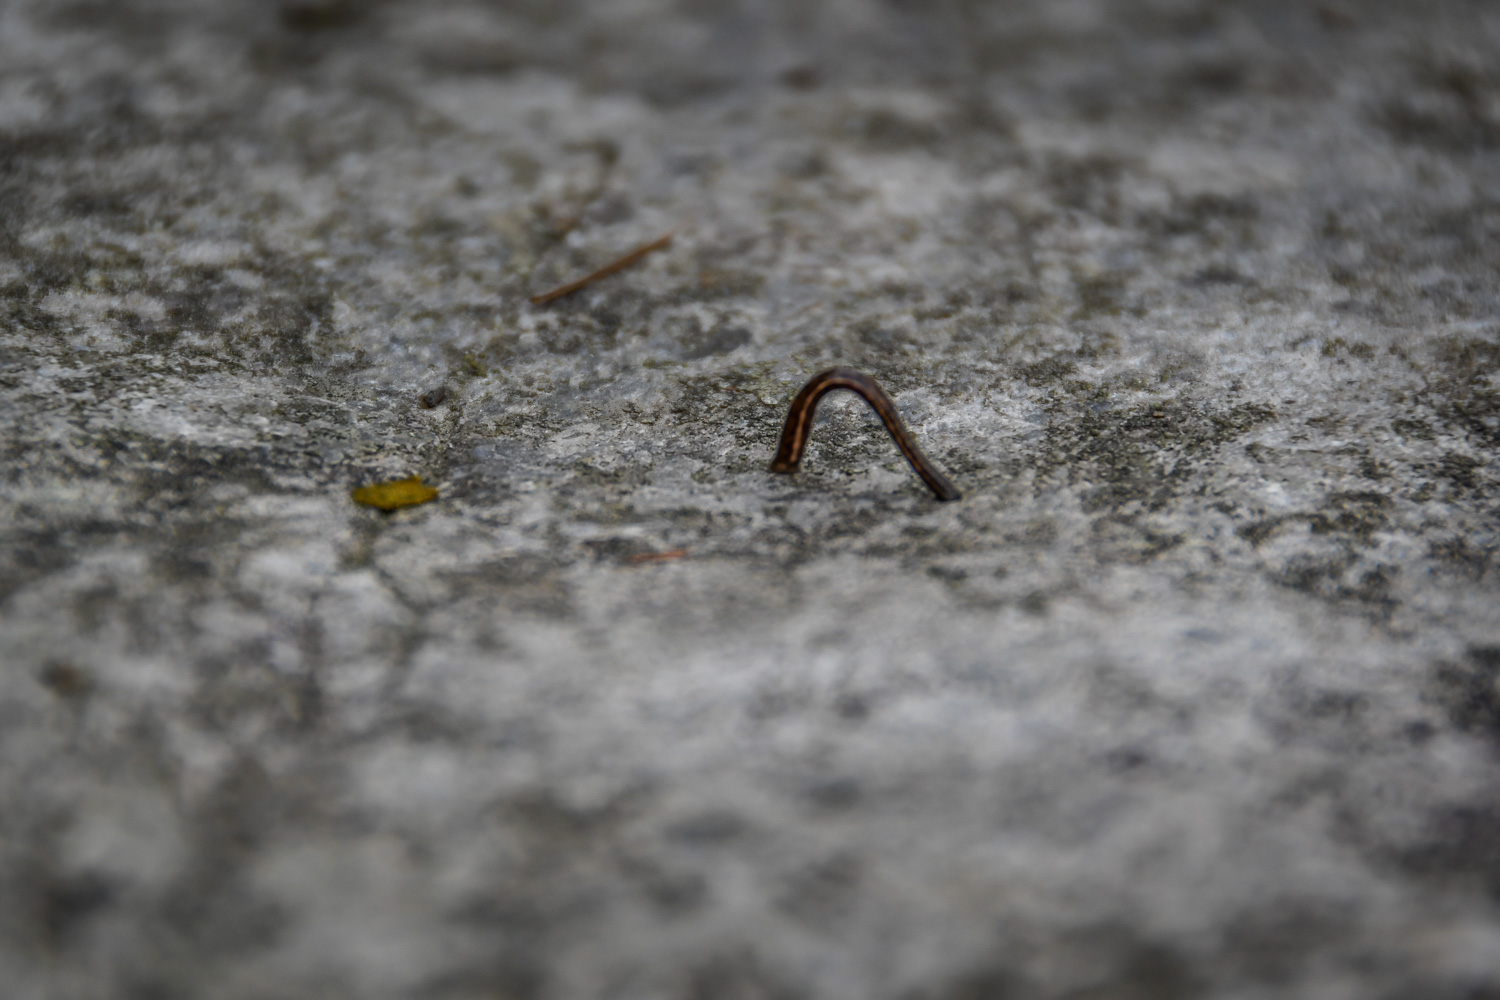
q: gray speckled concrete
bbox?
[2,1,1499,997]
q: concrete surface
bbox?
[2,1,1499,997]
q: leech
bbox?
[769,367,961,502]
[529,230,675,306]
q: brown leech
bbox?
[769,367,961,501]
[529,230,675,306]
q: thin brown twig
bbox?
[529,230,675,306]
[625,548,690,565]
[787,299,824,320]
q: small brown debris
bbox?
[780,65,821,90]
[1316,5,1355,29]
[351,475,439,511]
[419,385,448,409]
[625,548,690,565]
[38,661,94,699]
[279,0,360,32]
[529,230,675,306]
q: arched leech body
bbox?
[768,367,961,502]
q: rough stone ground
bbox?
[2,1,1499,997]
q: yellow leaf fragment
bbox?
[351,475,438,511]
